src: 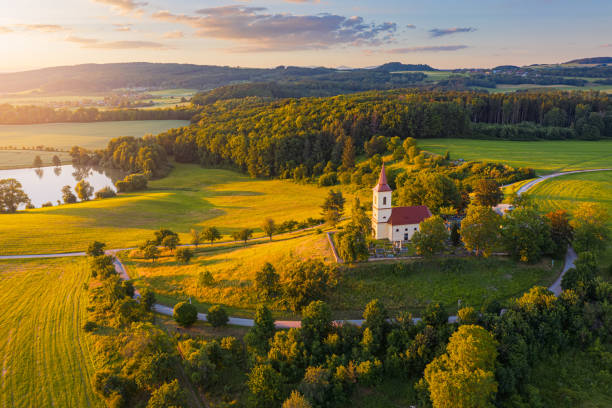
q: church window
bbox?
[396,228,399,232]
[383,197,387,205]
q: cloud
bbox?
[406,24,416,29]
[113,24,132,32]
[387,45,468,53]
[152,6,396,51]
[92,0,147,14]
[0,26,13,33]
[284,0,321,2]
[429,27,476,37]
[66,35,168,49]
[163,30,184,39]
[18,24,67,32]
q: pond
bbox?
[0,165,125,208]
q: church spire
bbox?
[373,163,392,192]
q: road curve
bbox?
[2,169,606,327]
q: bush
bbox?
[175,247,193,264]
[41,201,53,207]
[173,301,198,327]
[207,305,229,327]
[318,172,338,187]
[83,320,97,332]
[87,241,106,257]
[115,173,148,193]
[95,186,117,199]
[147,379,186,408]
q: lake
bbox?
[0,165,124,208]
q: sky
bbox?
[0,0,610,72]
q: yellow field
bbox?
[0,258,101,407]
[0,150,73,169]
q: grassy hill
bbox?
[417,139,612,175]
[0,163,348,255]
[0,258,101,408]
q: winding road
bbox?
[2,169,609,327]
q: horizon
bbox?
[1,0,611,72]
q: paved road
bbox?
[2,169,607,327]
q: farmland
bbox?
[0,258,101,408]
[0,119,189,151]
[0,149,72,169]
[0,163,346,255]
[418,138,612,174]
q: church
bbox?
[372,164,432,243]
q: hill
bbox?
[565,57,612,64]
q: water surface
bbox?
[0,165,124,208]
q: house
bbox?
[371,164,432,244]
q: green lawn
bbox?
[0,120,189,150]
[333,257,560,318]
[526,171,612,268]
[0,163,344,255]
[418,138,612,174]
[0,258,101,408]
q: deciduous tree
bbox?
[202,226,222,245]
[460,205,501,257]
[0,178,30,212]
[321,190,345,227]
[75,180,94,201]
[412,215,448,256]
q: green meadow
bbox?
[0,258,101,408]
[0,119,189,150]
[0,163,345,255]
[418,138,612,174]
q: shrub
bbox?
[173,301,198,327]
[356,359,384,386]
[41,201,53,207]
[95,186,117,199]
[175,247,193,264]
[207,305,229,327]
[147,379,186,408]
[90,255,116,278]
[115,173,148,193]
[83,320,97,332]
[87,241,106,257]
[141,289,156,311]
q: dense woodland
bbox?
[0,104,195,124]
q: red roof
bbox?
[388,205,432,225]
[373,163,392,192]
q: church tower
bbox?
[372,163,392,239]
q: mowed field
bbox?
[418,138,612,174]
[122,230,333,318]
[0,149,73,169]
[527,171,612,267]
[0,258,101,408]
[0,163,345,255]
[0,120,189,150]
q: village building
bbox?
[371,164,432,244]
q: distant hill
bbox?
[493,65,520,71]
[0,62,434,95]
[565,57,612,64]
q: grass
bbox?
[417,138,612,174]
[526,171,612,268]
[0,258,101,408]
[0,120,189,150]
[0,149,72,169]
[333,257,560,317]
[473,84,612,94]
[0,163,344,255]
[524,343,612,407]
[351,377,419,408]
[121,230,333,319]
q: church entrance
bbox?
[403,233,409,241]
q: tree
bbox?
[336,224,369,262]
[175,247,193,264]
[262,218,276,241]
[248,364,286,408]
[202,226,222,245]
[473,179,503,207]
[75,180,93,201]
[341,136,356,169]
[545,210,573,258]
[33,155,43,168]
[282,390,312,408]
[460,205,502,257]
[141,289,156,311]
[450,222,461,247]
[423,325,498,408]
[87,241,106,257]
[162,234,179,252]
[52,155,61,167]
[321,190,345,227]
[502,207,553,263]
[571,202,609,255]
[190,228,202,248]
[154,228,178,245]
[412,215,448,256]
[561,251,598,293]
[255,262,281,299]
[198,271,215,289]
[397,172,461,214]
[283,260,335,312]
[207,305,229,327]
[173,301,198,327]
[147,380,186,408]
[0,179,30,213]
[61,185,77,204]
[245,305,276,355]
[143,244,160,263]
[350,197,371,234]
[233,228,253,244]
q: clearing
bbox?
[0,258,101,408]
[417,138,612,174]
